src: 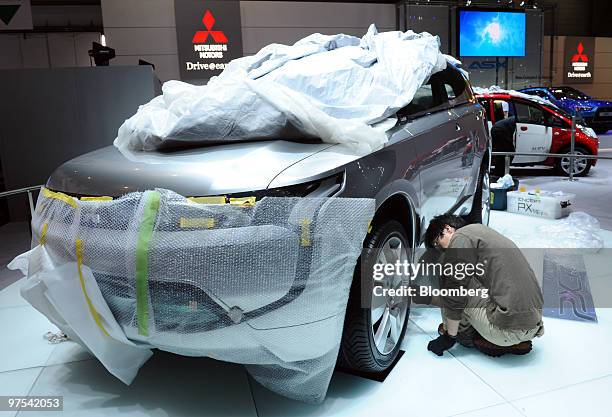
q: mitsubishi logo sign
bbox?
[192,10,228,44]
[572,42,589,63]
[564,37,595,84]
[175,0,243,82]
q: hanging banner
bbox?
[174,0,243,82]
[0,0,32,31]
[564,37,595,84]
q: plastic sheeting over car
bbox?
[113,24,448,154]
[473,85,560,109]
[9,188,374,403]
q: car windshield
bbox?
[550,87,590,101]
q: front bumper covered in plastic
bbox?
[11,188,374,403]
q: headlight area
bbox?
[48,172,346,204]
[222,172,345,201]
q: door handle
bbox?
[520,126,528,131]
[456,124,461,131]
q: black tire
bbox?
[555,146,592,177]
[339,220,410,374]
[465,159,490,225]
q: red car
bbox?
[476,91,599,176]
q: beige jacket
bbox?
[441,224,543,330]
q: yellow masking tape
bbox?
[76,239,109,337]
[39,223,49,245]
[188,196,227,205]
[300,219,312,247]
[179,217,215,229]
[81,196,113,201]
[229,196,256,207]
[42,188,77,208]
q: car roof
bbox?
[474,89,562,110]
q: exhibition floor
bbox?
[1,211,611,417]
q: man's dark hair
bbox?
[424,214,467,248]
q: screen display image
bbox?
[458,10,526,57]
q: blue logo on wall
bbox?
[468,60,508,70]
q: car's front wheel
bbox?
[339,220,411,374]
[556,146,592,177]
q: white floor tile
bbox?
[448,309,612,401]
[0,367,43,417]
[451,402,524,417]
[409,306,444,339]
[411,305,612,402]
[512,375,612,417]
[252,325,506,417]
[0,279,28,310]
[26,353,257,416]
[0,306,57,373]
[45,341,93,367]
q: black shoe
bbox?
[474,337,533,357]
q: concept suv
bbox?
[44,65,490,377]
[520,86,612,135]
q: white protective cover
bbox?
[10,189,374,403]
[473,85,560,109]
[113,24,448,154]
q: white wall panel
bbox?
[101,0,175,28]
[242,26,395,55]
[19,35,49,68]
[104,27,177,56]
[240,1,395,28]
[48,34,77,68]
[75,33,101,67]
[240,1,396,56]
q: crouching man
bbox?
[424,215,544,357]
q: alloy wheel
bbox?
[370,235,410,355]
[561,151,588,176]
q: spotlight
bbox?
[520,0,525,6]
[466,0,472,5]
[88,42,116,66]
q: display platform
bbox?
[1,211,612,417]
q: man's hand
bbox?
[427,333,456,356]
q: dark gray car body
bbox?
[47,66,490,247]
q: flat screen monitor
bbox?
[458,9,526,57]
